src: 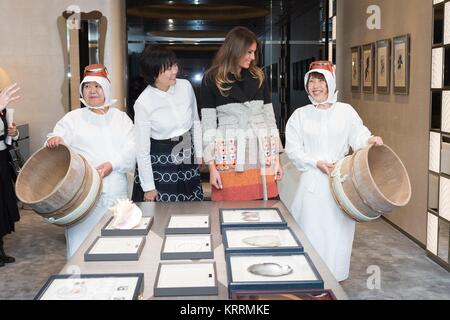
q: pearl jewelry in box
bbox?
[226,252,324,298]
[219,207,287,233]
[222,226,303,254]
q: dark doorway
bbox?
[126,0,330,133]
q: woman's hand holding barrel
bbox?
[317,160,334,176]
[368,136,384,146]
[46,136,65,149]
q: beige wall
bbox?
[337,0,432,244]
[0,0,126,153]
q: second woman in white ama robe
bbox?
[285,62,380,281]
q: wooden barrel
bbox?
[330,144,411,222]
[15,144,102,227]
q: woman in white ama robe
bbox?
[46,64,136,258]
[285,61,383,281]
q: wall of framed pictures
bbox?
[350,35,410,95]
[337,0,433,252]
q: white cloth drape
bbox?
[285,102,371,281]
[47,107,136,258]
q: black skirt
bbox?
[0,149,20,238]
[132,131,203,202]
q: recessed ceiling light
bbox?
[193,73,203,83]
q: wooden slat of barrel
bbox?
[15,145,85,214]
[330,144,411,223]
[54,160,103,227]
[368,145,411,206]
[39,156,90,219]
[49,160,102,227]
[340,155,381,219]
[353,145,411,214]
[65,175,103,227]
[16,148,69,201]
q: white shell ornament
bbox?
[110,199,142,230]
[241,211,260,222]
[242,235,282,247]
[247,263,293,277]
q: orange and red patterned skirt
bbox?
[211,168,278,201]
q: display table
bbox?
[60,201,348,300]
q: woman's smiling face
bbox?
[238,42,257,70]
[307,73,329,103]
[82,82,105,107]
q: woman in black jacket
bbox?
[0,82,20,267]
[200,27,283,201]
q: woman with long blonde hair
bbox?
[201,26,283,201]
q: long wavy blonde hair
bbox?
[206,26,265,97]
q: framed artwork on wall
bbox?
[376,39,391,94]
[351,46,361,92]
[362,43,375,93]
[393,34,410,95]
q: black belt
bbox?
[151,132,189,145]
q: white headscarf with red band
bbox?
[79,75,118,110]
[304,66,338,106]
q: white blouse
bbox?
[47,107,136,197]
[285,102,372,173]
[134,79,202,192]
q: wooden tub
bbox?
[15,144,102,226]
[330,144,411,222]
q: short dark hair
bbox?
[308,72,326,82]
[139,45,178,87]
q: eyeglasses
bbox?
[309,61,335,73]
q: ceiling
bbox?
[126,0,321,47]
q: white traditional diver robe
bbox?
[285,102,371,281]
[47,107,136,258]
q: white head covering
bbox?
[79,65,117,109]
[304,62,338,106]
